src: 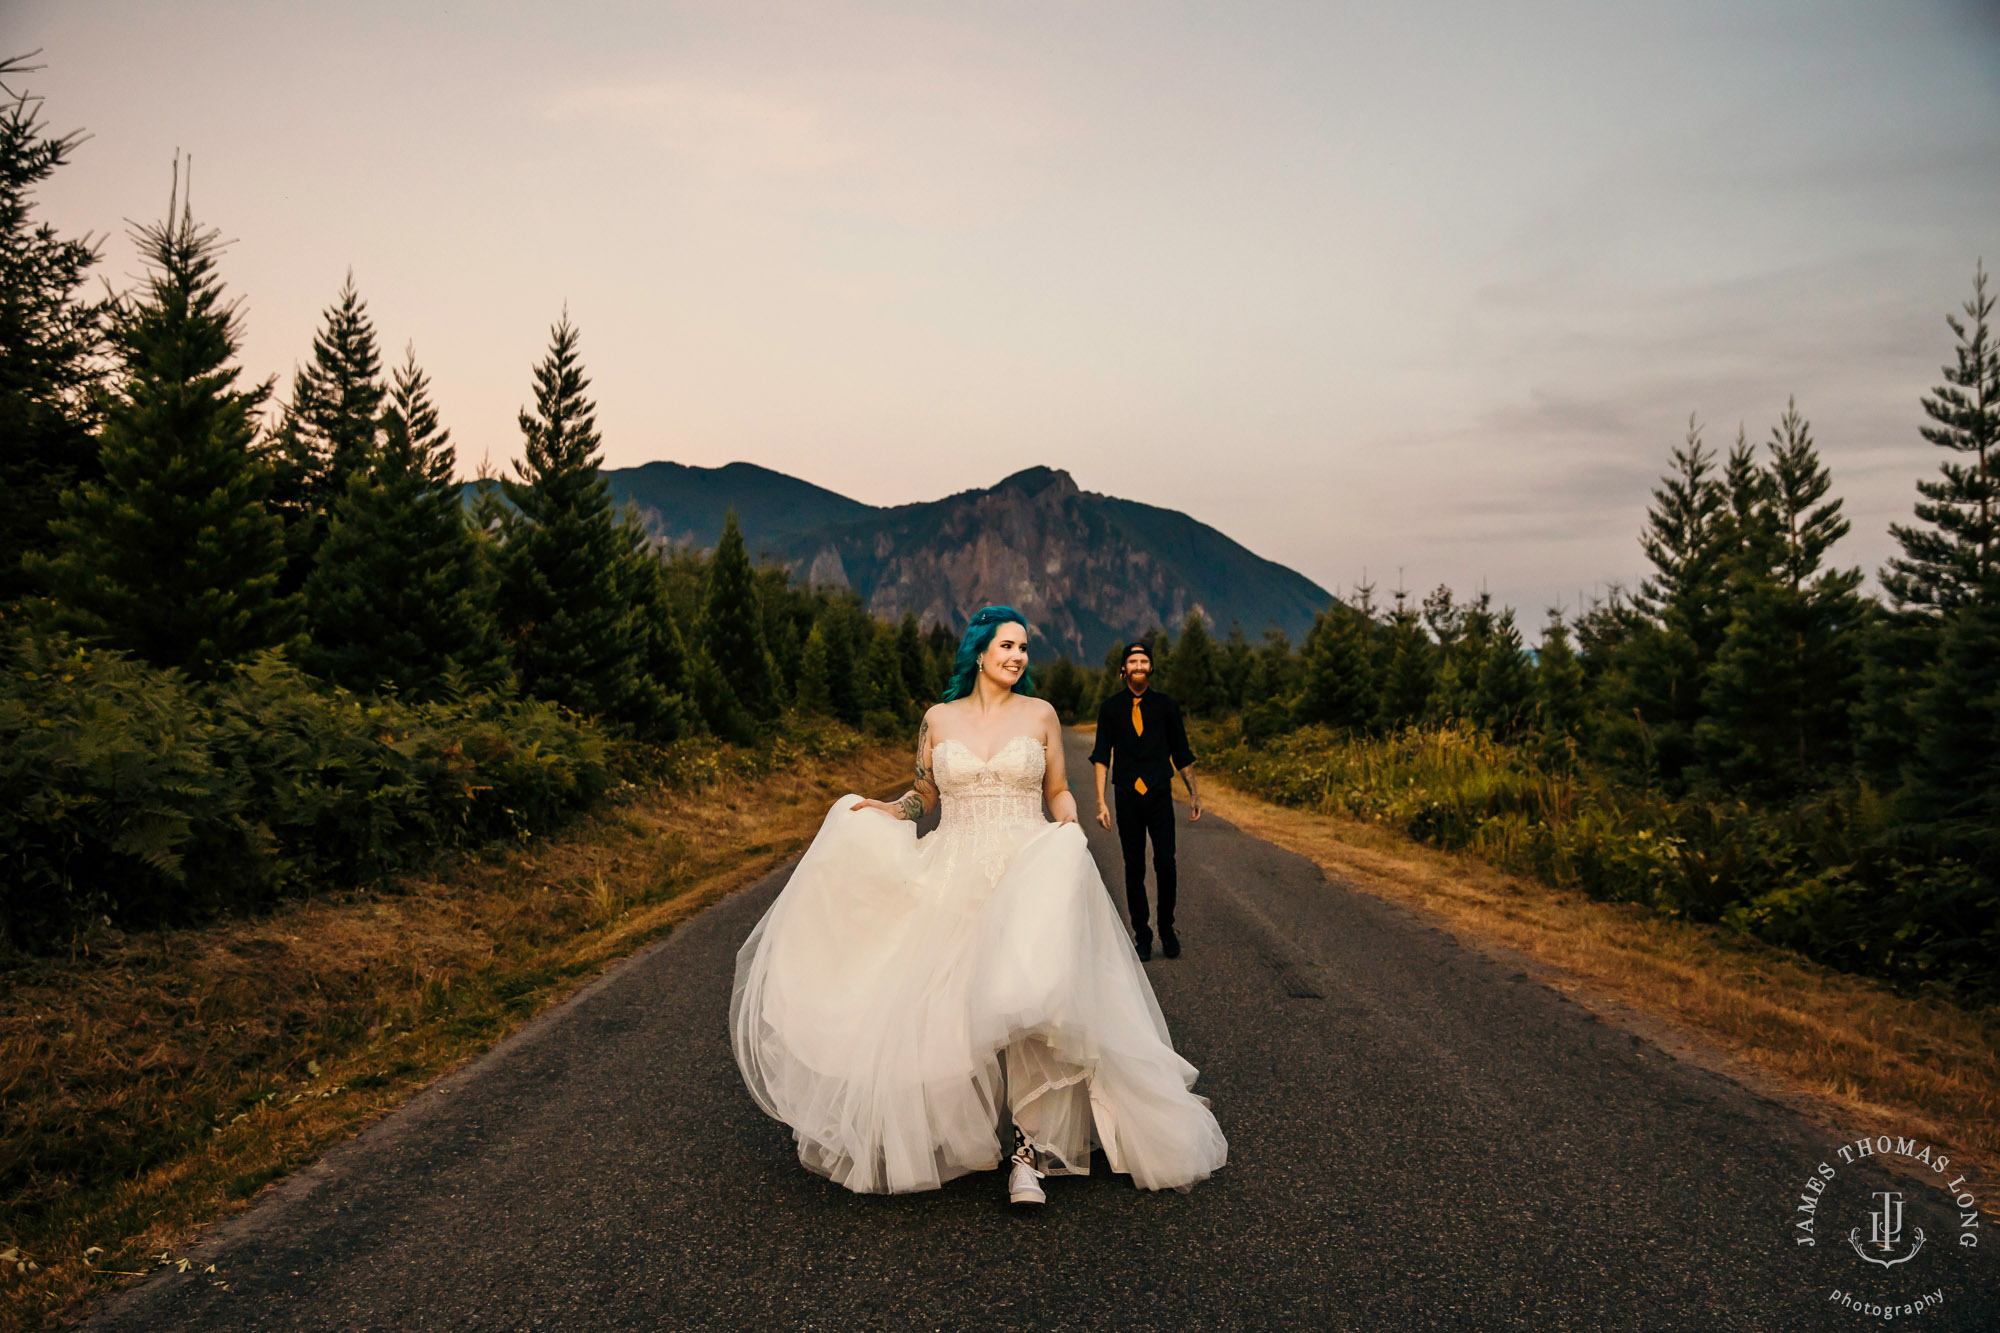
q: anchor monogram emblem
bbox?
[1848,1190,1926,1269]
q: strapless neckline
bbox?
[934,734,1041,767]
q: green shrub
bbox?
[0,631,260,940]
[1196,717,2000,1002]
[0,629,611,946]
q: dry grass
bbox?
[1198,777,2000,1191]
[0,740,909,1331]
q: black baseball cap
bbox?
[1121,642,1153,666]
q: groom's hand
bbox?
[1096,806,1112,831]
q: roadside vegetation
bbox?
[0,723,908,1329]
[1190,731,2000,1188]
[0,59,943,1329]
[1039,270,2000,1011]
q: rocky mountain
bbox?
[604,460,871,550]
[604,461,1331,660]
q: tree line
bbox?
[0,62,949,943]
[1030,270,1997,997]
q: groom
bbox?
[1090,642,1201,961]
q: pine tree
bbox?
[896,611,937,703]
[796,621,833,716]
[863,623,909,726]
[1040,656,1084,720]
[1295,601,1375,731]
[698,509,780,720]
[1854,604,1930,785]
[825,603,867,726]
[1534,609,1588,767]
[1218,624,1254,712]
[1697,401,1865,795]
[1376,593,1434,730]
[1167,610,1221,714]
[0,57,106,605]
[1472,605,1534,738]
[34,171,294,678]
[267,273,385,584]
[757,565,802,705]
[625,538,692,738]
[1429,590,1485,723]
[1900,590,2000,874]
[302,347,507,699]
[1594,419,1731,788]
[496,315,660,728]
[1883,264,2000,615]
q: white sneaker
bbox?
[1008,1157,1046,1205]
[1007,1128,1046,1205]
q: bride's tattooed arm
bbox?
[895,717,939,820]
[850,713,941,820]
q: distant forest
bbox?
[3,58,1995,1000]
[1032,275,2000,1001]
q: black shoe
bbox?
[1161,929,1181,959]
[1134,933,1153,961]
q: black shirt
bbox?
[1089,687,1196,794]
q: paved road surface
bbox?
[91,731,1997,1331]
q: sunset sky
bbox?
[12,1,1999,622]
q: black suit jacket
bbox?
[1089,688,1195,795]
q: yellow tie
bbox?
[1131,696,1146,793]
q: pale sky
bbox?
[12,1,2000,621]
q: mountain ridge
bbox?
[597,461,1331,658]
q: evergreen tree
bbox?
[863,623,909,726]
[1471,605,1534,738]
[1594,419,1731,788]
[796,621,833,716]
[1141,624,1173,688]
[1854,604,1930,784]
[1697,401,1865,795]
[1295,601,1375,730]
[895,611,937,703]
[625,539,692,738]
[1376,594,1434,730]
[496,315,663,729]
[758,564,802,704]
[267,273,385,584]
[1900,590,2000,874]
[1167,610,1221,714]
[302,346,507,699]
[34,172,294,678]
[1218,624,1254,712]
[1428,590,1484,723]
[1256,627,1298,697]
[1883,264,2000,615]
[824,602,868,726]
[1040,656,1084,720]
[1720,426,1768,542]
[698,509,780,721]
[1533,609,1588,767]
[0,57,106,604]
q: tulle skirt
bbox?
[729,797,1228,1194]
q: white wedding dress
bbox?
[730,733,1228,1194]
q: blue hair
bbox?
[941,605,1038,702]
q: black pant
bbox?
[1113,782,1176,940]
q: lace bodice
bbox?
[932,734,1047,832]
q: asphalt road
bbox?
[90,731,1998,1332]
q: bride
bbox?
[730,605,1228,1205]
